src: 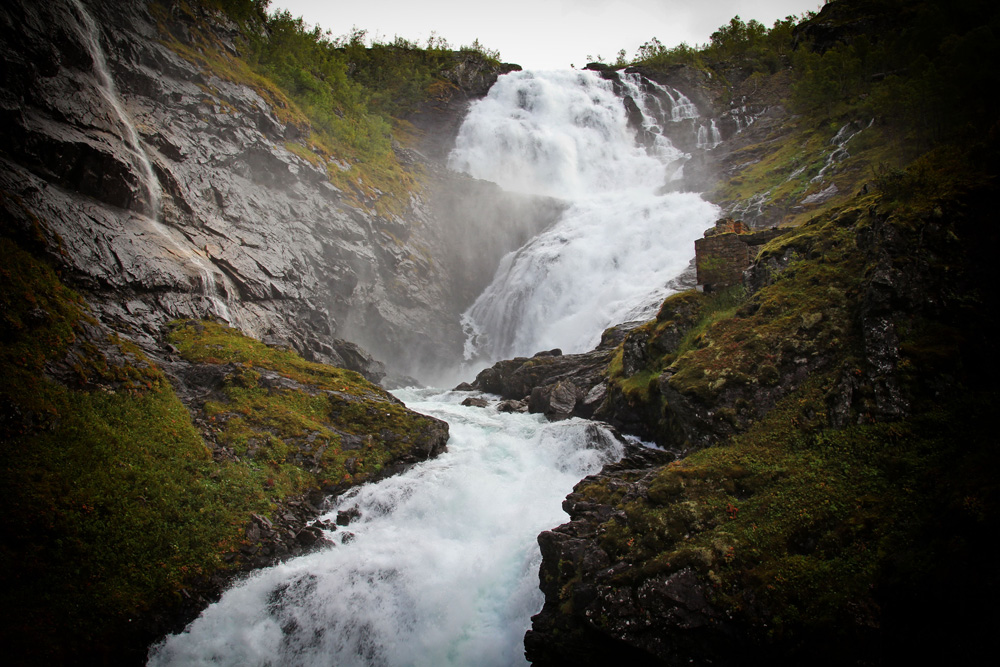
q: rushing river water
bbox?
[149,67,720,664]
[148,389,624,666]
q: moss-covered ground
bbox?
[0,236,444,662]
[585,150,1000,658]
[607,195,868,447]
[0,237,261,659]
[167,319,444,490]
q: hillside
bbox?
[0,0,494,661]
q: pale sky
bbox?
[270,0,824,70]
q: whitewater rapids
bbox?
[148,389,624,666]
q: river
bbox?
[148,389,623,666]
[149,68,718,664]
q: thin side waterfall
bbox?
[68,0,234,322]
[450,70,720,362]
[811,119,874,183]
[149,390,626,666]
[697,120,722,150]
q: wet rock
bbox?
[0,0,556,382]
[497,399,528,413]
[468,339,617,421]
[530,380,578,420]
[294,525,331,548]
[461,396,489,408]
[621,328,650,377]
[336,507,361,526]
[526,441,736,667]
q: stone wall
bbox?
[695,218,786,291]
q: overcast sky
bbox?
[270,0,824,70]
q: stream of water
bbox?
[147,66,720,664]
[68,0,235,322]
[148,390,623,666]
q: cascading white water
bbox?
[697,120,722,150]
[811,119,873,184]
[68,0,234,322]
[148,389,624,666]
[449,70,720,361]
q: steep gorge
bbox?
[2,0,999,664]
[0,0,561,659]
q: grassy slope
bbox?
[0,224,444,661]
[153,0,502,217]
[578,146,1000,659]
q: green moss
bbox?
[168,319,371,393]
[566,158,999,652]
[0,244,443,661]
[0,240,271,659]
[169,319,440,488]
[584,375,996,643]
[657,211,862,409]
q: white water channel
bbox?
[148,389,623,666]
[451,69,720,361]
[149,68,720,664]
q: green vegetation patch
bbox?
[0,240,268,660]
[582,377,998,648]
[0,245,445,662]
[576,147,1000,656]
[168,319,445,489]
[672,210,862,394]
[606,203,865,444]
[152,0,505,215]
[168,319,371,393]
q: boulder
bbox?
[461,396,489,408]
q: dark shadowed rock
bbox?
[497,399,527,413]
[467,323,641,422]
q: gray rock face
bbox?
[0,0,556,382]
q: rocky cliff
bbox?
[3,0,998,663]
[0,0,559,661]
[0,0,559,384]
[521,165,1000,663]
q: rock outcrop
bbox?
[524,447,740,667]
[468,324,636,421]
[523,162,1000,664]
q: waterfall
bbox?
[148,390,625,666]
[697,120,722,150]
[811,119,873,184]
[67,0,235,322]
[68,0,160,215]
[449,70,719,361]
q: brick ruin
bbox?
[695,218,786,292]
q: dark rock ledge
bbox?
[463,323,639,421]
[523,446,743,667]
